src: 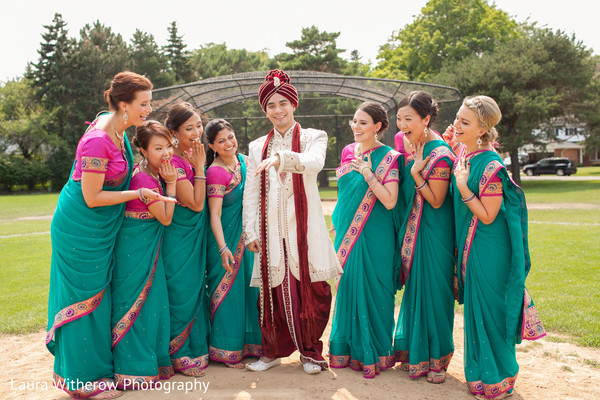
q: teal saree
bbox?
[111,173,174,388]
[46,133,133,398]
[329,145,401,379]
[206,155,262,364]
[394,140,456,378]
[162,179,210,372]
[452,150,545,398]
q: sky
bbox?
[1,0,597,82]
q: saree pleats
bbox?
[329,146,400,378]
[453,150,545,398]
[206,156,262,364]
[394,141,455,378]
[112,217,173,388]
[46,141,133,397]
[162,204,210,370]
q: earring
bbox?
[424,127,429,137]
[123,111,128,122]
[172,136,179,148]
[374,130,379,140]
[143,158,148,168]
[477,137,483,148]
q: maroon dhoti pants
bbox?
[259,257,332,370]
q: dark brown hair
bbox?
[133,120,172,151]
[397,91,439,128]
[165,102,198,132]
[103,71,153,111]
[355,102,389,133]
[205,118,236,167]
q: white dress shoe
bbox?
[303,361,322,375]
[245,358,281,372]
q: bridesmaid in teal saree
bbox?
[451,96,545,399]
[47,72,174,399]
[394,91,456,384]
[204,119,262,368]
[163,102,209,377]
[329,102,402,379]
[111,121,177,389]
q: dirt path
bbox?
[1,313,599,399]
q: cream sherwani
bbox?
[243,125,342,288]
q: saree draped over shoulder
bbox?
[394,140,456,378]
[206,155,262,364]
[161,154,210,371]
[46,124,133,398]
[111,170,173,388]
[329,144,402,379]
[452,150,546,398]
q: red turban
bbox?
[258,70,299,112]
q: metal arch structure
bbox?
[150,70,462,125]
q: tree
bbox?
[27,13,74,100]
[375,0,519,81]
[273,26,347,73]
[131,29,174,88]
[189,43,269,79]
[0,78,52,159]
[163,21,194,83]
[435,27,595,184]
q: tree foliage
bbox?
[164,21,194,83]
[273,26,347,73]
[190,43,270,79]
[131,29,174,88]
[435,27,595,183]
[0,78,52,159]
[375,0,519,81]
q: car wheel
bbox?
[556,169,565,176]
[525,169,534,176]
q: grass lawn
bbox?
[572,166,600,176]
[1,181,599,348]
[521,180,600,205]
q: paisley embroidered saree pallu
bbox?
[329,145,401,379]
[162,159,210,372]
[206,155,262,364]
[452,150,546,399]
[394,140,456,378]
[111,171,173,388]
[46,127,133,398]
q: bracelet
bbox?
[368,180,380,189]
[415,181,427,191]
[365,173,377,183]
[137,188,146,202]
[361,167,371,175]
[462,193,476,203]
[165,179,177,184]
[219,244,228,255]
[194,176,206,182]
[165,194,177,199]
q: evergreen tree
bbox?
[131,29,174,88]
[274,26,347,73]
[163,21,194,83]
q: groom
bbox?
[242,70,341,375]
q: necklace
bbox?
[143,163,160,182]
[111,118,125,151]
[355,142,378,159]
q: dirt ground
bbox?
[1,311,599,400]
[2,201,598,399]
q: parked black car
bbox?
[523,157,577,176]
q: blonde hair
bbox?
[462,95,502,143]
